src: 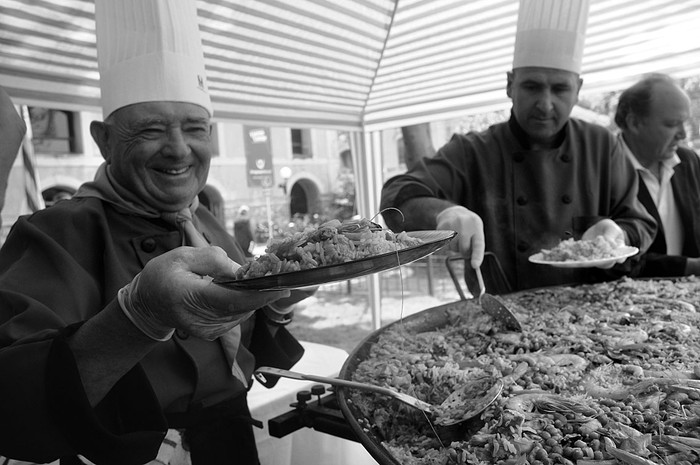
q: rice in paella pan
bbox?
[343,277,700,465]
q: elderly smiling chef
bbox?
[380,0,656,295]
[0,1,312,464]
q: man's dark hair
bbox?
[614,73,678,130]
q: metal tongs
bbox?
[446,255,522,332]
[475,266,487,304]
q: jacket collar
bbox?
[508,111,568,150]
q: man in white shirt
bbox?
[615,73,700,276]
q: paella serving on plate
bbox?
[215,218,456,290]
[339,277,700,465]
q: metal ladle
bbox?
[254,366,504,423]
[255,366,432,411]
[475,267,523,332]
[445,255,522,331]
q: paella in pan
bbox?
[338,276,700,465]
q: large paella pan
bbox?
[337,277,700,465]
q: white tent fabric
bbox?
[2,0,699,328]
[2,0,700,132]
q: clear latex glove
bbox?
[263,286,318,324]
[119,246,290,341]
[582,219,627,269]
[271,286,318,312]
[436,205,485,269]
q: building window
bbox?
[28,107,82,154]
[340,149,353,171]
[209,122,220,157]
[291,128,312,159]
[397,136,406,166]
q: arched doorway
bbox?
[287,178,321,218]
[289,183,308,216]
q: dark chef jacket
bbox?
[380,116,657,292]
[633,146,700,277]
[0,196,303,464]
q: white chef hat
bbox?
[512,0,590,74]
[94,0,213,118]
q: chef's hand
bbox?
[582,219,627,269]
[436,205,485,269]
[119,246,290,341]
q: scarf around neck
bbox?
[74,162,201,229]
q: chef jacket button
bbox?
[517,241,529,252]
[175,329,189,340]
[560,153,572,162]
[141,238,157,253]
[514,153,525,163]
[561,194,572,204]
[516,196,528,206]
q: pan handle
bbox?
[254,366,432,411]
[255,366,401,397]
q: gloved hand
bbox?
[118,246,291,341]
[582,219,627,269]
[263,286,318,324]
[436,205,486,269]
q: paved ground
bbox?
[287,263,464,353]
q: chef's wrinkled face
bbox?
[91,101,212,212]
[627,82,690,167]
[507,67,582,148]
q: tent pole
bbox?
[350,130,383,330]
[19,106,45,214]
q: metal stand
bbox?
[267,385,358,442]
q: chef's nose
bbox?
[163,129,191,158]
[535,90,554,112]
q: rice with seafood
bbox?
[234,218,423,279]
[539,236,617,262]
[344,277,700,465]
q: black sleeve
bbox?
[47,325,168,465]
[633,252,688,278]
[248,312,304,388]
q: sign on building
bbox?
[244,126,274,188]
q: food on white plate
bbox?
[345,276,700,465]
[539,235,618,262]
[234,218,423,279]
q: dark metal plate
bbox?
[215,230,456,290]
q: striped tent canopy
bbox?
[2,0,700,132]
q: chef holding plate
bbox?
[380,0,656,294]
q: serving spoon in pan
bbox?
[445,255,522,332]
[255,366,508,423]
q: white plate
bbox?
[528,246,639,269]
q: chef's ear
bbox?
[90,120,112,163]
[506,71,514,98]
